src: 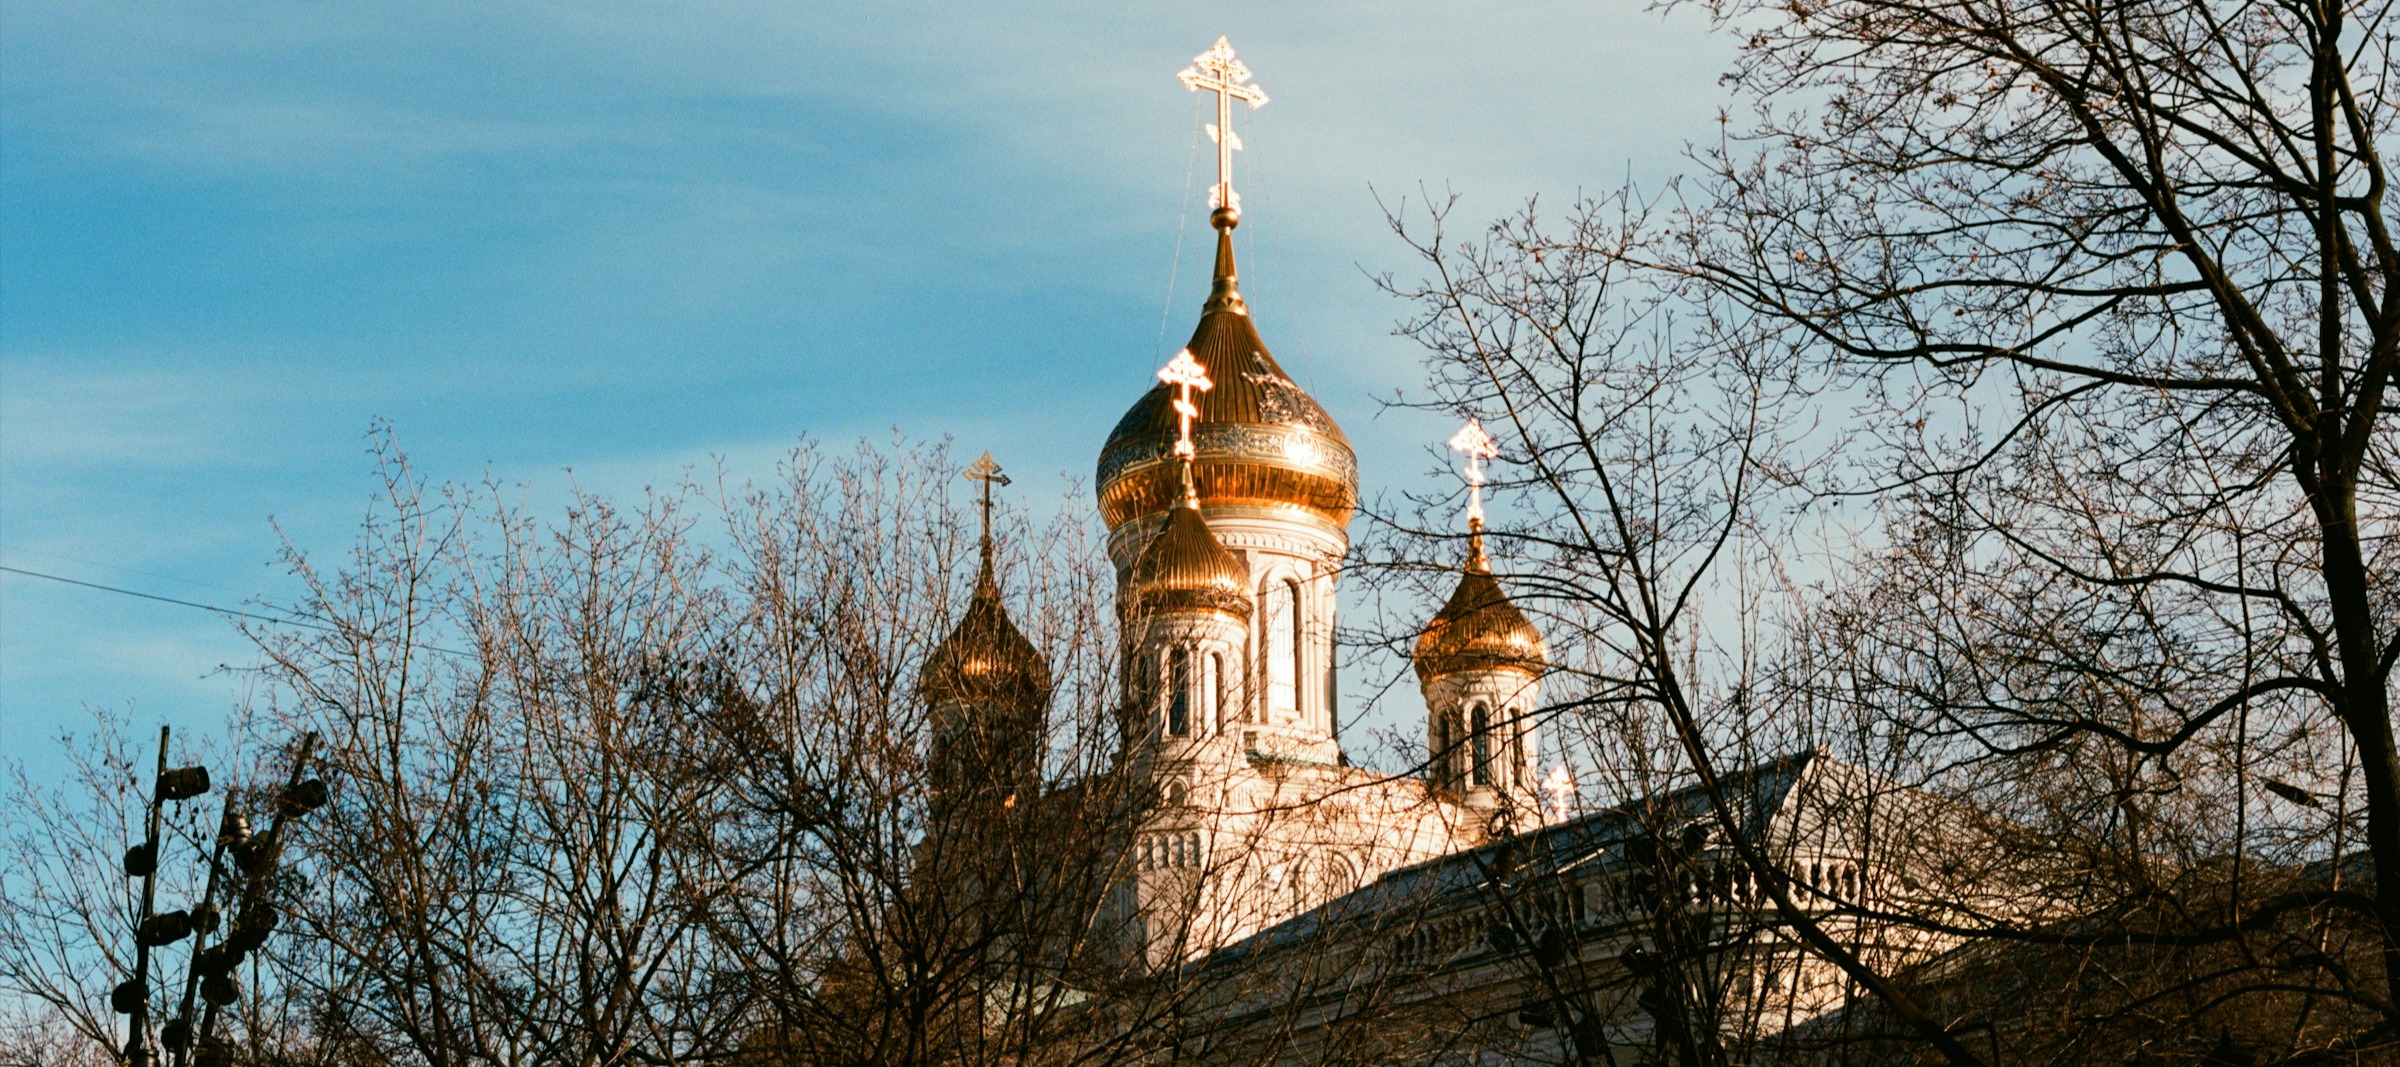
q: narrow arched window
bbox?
[1470,703,1492,787]
[1431,713,1450,785]
[1286,579,1306,714]
[1263,580,1298,716]
[1167,647,1192,737]
[1211,652,1228,731]
[1510,710,1528,778]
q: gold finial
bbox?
[1178,36,1267,230]
[964,451,1011,562]
[1158,349,1214,504]
[1448,418,1500,537]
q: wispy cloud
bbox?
[1,0,1744,775]
[0,354,279,468]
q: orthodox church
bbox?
[907,39,1962,1061]
[920,36,1550,971]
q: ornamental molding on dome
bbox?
[1210,529,1340,558]
[1238,371,1344,436]
[1108,516,1345,574]
[1129,613,1248,641]
[1098,421,1357,488]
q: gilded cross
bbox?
[1157,349,1214,461]
[963,451,1010,544]
[1448,418,1500,530]
[1178,36,1267,220]
[1541,765,1577,824]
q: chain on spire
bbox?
[1177,36,1267,227]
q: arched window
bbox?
[1211,651,1228,730]
[1285,579,1305,716]
[1470,703,1492,787]
[1263,579,1298,716]
[1167,648,1192,737]
[1510,710,1528,778]
[1430,713,1450,785]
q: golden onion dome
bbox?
[1096,227,1358,533]
[1414,536,1545,682]
[1124,490,1253,619]
[920,552,1053,710]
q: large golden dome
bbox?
[1415,536,1546,682]
[1097,229,1357,532]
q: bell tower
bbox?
[919,452,1052,821]
[1416,420,1546,828]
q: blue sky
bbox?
[1,2,1733,770]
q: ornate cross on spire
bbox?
[1158,349,1214,503]
[963,451,1010,559]
[1177,36,1267,227]
[1158,349,1214,462]
[1448,418,1500,531]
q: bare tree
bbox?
[0,432,1216,1065]
[1369,188,1910,1065]
[1374,0,2397,1060]
[1673,0,2397,1057]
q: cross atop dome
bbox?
[1156,350,1213,462]
[1449,418,1500,534]
[964,450,1010,563]
[1178,36,1267,229]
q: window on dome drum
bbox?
[1211,651,1228,730]
[1509,710,1527,776]
[1431,714,1449,784]
[1470,704,1492,787]
[1167,648,1192,737]
[1263,579,1298,716]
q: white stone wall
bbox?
[1110,502,1349,766]
[1129,757,1485,965]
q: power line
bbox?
[0,541,260,599]
[0,564,472,657]
[0,564,337,632]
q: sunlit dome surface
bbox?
[1096,230,1358,534]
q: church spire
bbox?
[1418,418,1545,823]
[921,452,1049,712]
[1203,227,1247,317]
[1125,349,1249,620]
[1097,36,1354,537]
[920,451,1050,815]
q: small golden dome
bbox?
[921,557,1052,709]
[1124,494,1253,618]
[1414,537,1545,681]
[1096,229,1358,532]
